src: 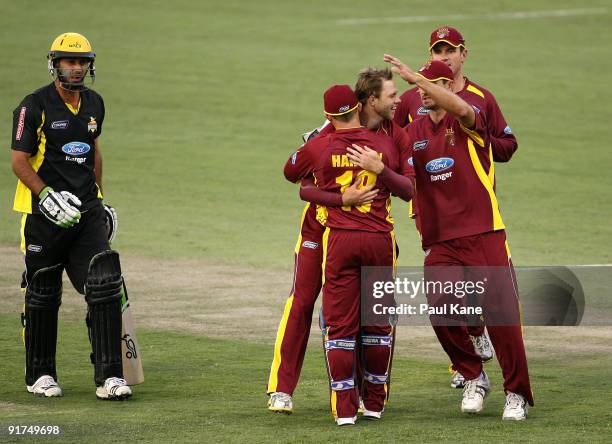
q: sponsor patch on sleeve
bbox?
[16,107,26,140]
[291,151,298,165]
[504,125,513,134]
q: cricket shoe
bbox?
[27,375,63,397]
[461,371,489,413]
[471,329,494,362]
[96,377,132,400]
[450,371,466,389]
[336,416,357,426]
[362,409,382,420]
[502,392,528,421]
[268,392,293,414]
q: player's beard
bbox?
[378,104,395,121]
[58,68,85,84]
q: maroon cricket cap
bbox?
[323,84,359,116]
[429,26,465,50]
[416,61,454,82]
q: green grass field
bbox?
[1,0,611,442]
[1,315,611,443]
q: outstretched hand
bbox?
[342,180,378,206]
[383,54,419,84]
[347,144,384,174]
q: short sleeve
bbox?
[460,106,489,149]
[283,139,319,183]
[11,95,43,154]
[96,94,105,138]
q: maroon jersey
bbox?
[407,110,505,247]
[284,127,400,232]
[318,119,414,178]
[394,87,428,127]
[394,78,517,162]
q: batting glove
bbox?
[38,187,82,228]
[301,120,331,143]
[103,204,118,243]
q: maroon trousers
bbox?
[424,230,533,405]
[267,207,323,396]
[322,228,395,418]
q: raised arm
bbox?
[384,54,475,129]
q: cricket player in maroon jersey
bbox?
[394,26,517,161]
[297,68,413,412]
[267,69,410,415]
[267,163,374,415]
[395,26,518,386]
[300,68,413,207]
[382,55,532,420]
[285,85,414,425]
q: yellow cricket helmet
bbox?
[47,32,96,90]
[48,32,95,60]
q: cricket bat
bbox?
[121,281,144,385]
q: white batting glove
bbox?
[38,187,82,228]
[301,120,330,143]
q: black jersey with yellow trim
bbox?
[11,82,105,214]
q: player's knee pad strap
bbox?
[85,251,123,385]
[23,264,63,385]
[364,371,388,384]
[330,378,355,391]
[361,335,393,347]
[325,338,356,351]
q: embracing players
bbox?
[283,85,413,425]
[267,68,412,416]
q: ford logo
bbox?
[425,157,454,173]
[62,142,91,156]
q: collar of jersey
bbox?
[64,99,81,115]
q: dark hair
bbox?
[355,68,393,104]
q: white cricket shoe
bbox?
[461,371,489,413]
[336,416,357,426]
[503,392,528,421]
[450,371,466,389]
[362,409,382,420]
[268,392,293,414]
[96,377,132,400]
[471,329,494,362]
[27,375,63,397]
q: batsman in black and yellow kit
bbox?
[11,33,131,399]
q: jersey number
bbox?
[335,170,378,213]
